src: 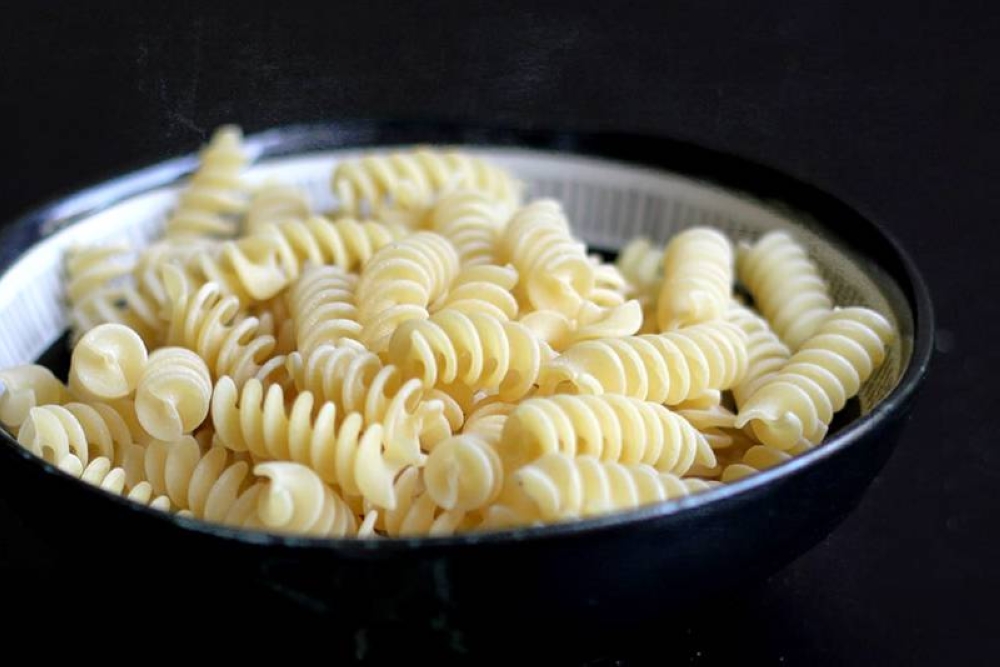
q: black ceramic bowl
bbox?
[0,122,932,651]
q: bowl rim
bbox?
[0,120,935,552]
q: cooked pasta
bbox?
[737,230,833,349]
[735,307,894,449]
[657,227,733,330]
[1,137,900,537]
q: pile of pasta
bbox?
[0,126,895,538]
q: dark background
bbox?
[1,2,997,663]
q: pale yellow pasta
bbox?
[65,243,135,343]
[0,365,71,434]
[356,231,460,351]
[288,264,361,353]
[427,189,511,265]
[493,453,716,525]
[498,394,716,475]
[382,467,469,537]
[657,227,733,330]
[430,263,519,321]
[386,309,549,402]
[68,323,149,401]
[737,230,833,349]
[164,126,248,240]
[18,402,132,469]
[736,307,894,449]
[254,461,357,537]
[587,256,632,308]
[211,377,406,510]
[727,302,791,408]
[537,321,748,404]
[134,347,212,442]
[245,181,312,235]
[59,455,172,512]
[615,237,662,293]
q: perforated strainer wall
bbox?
[0,147,911,414]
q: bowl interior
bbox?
[0,145,911,420]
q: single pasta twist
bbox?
[382,467,469,537]
[430,264,519,321]
[498,394,716,475]
[161,266,281,388]
[253,462,358,537]
[587,257,632,308]
[737,230,833,349]
[0,365,71,434]
[134,347,212,442]
[245,181,311,235]
[288,264,361,353]
[17,402,133,468]
[287,340,456,458]
[165,126,249,239]
[386,309,547,401]
[58,455,172,512]
[499,200,594,316]
[656,227,733,330]
[68,323,149,401]
[727,302,791,407]
[332,148,521,220]
[735,307,894,449]
[427,189,511,265]
[422,402,514,511]
[517,299,643,352]
[537,321,748,405]
[65,243,135,342]
[615,237,662,293]
[494,454,715,524]
[355,231,460,351]
[142,437,255,522]
[211,377,406,510]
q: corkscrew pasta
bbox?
[0,130,897,537]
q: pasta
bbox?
[0,135,898,537]
[737,230,833,349]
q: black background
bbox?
[1,2,997,663]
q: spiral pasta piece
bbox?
[735,307,894,449]
[134,347,212,442]
[356,231,460,351]
[17,401,133,470]
[161,266,280,387]
[68,323,149,401]
[252,462,358,536]
[499,200,594,316]
[431,263,519,321]
[737,230,833,349]
[0,365,71,434]
[332,148,521,220]
[727,302,791,407]
[288,264,361,353]
[616,237,662,293]
[537,321,748,405]
[387,309,546,402]
[57,455,172,512]
[141,437,256,522]
[427,189,511,265]
[656,227,733,330]
[499,454,715,524]
[211,377,406,509]
[245,182,311,234]
[165,126,248,239]
[499,394,715,475]
[65,243,135,343]
[382,466,469,537]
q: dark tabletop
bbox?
[1,2,997,663]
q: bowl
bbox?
[0,122,933,649]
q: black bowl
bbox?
[0,122,933,652]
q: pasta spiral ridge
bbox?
[65,244,135,343]
[537,321,748,405]
[387,309,547,401]
[656,227,733,330]
[245,182,311,235]
[355,231,460,351]
[737,230,833,349]
[727,302,791,407]
[211,377,406,510]
[134,347,212,442]
[427,189,510,265]
[735,307,894,449]
[499,199,594,315]
[332,148,522,220]
[58,455,172,512]
[497,453,715,524]
[254,461,358,536]
[165,126,248,239]
[498,394,716,475]
[18,402,133,468]
[382,467,469,537]
[288,264,361,353]
[161,266,281,388]
[0,365,71,434]
[68,323,149,401]
[430,263,520,321]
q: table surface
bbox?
[1,3,997,663]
